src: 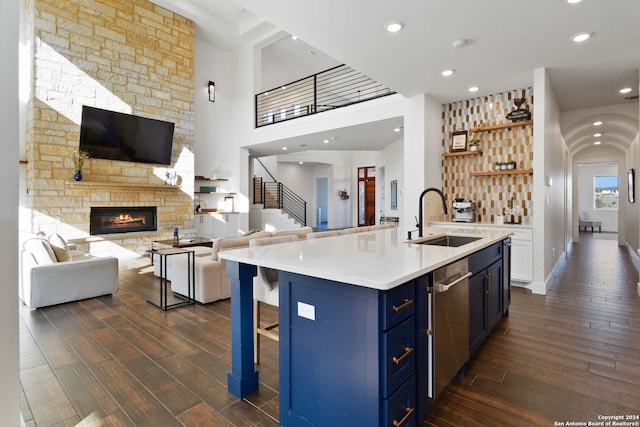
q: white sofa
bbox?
[170,227,313,304]
[19,235,119,309]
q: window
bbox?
[279,107,287,120]
[293,104,301,116]
[594,175,618,210]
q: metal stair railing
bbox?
[255,64,395,128]
[253,159,307,226]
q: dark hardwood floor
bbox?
[20,232,639,426]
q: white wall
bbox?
[577,162,620,232]
[625,101,640,254]
[0,0,21,423]
[375,138,404,219]
[533,68,567,295]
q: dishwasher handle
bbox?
[436,271,472,292]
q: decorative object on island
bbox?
[339,190,349,200]
[469,139,481,151]
[451,130,468,151]
[71,149,90,181]
[506,97,531,122]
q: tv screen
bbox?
[79,105,175,165]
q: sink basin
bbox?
[412,235,482,247]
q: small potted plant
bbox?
[500,162,508,170]
[72,149,90,181]
[508,160,516,170]
[469,139,481,151]
[494,161,501,171]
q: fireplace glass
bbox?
[90,206,157,235]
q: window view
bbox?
[594,175,618,210]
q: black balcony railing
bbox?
[255,64,395,128]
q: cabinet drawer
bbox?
[383,375,416,427]
[510,228,532,241]
[381,318,415,399]
[468,242,502,274]
[381,282,415,330]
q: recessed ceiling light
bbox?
[282,147,287,150]
[468,86,480,93]
[619,87,632,94]
[593,121,603,126]
[572,32,591,43]
[291,35,298,40]
[281,86,286,90]
[593,133,602,137]
[299,162,303,165]
[394,125,404,132]
[567,0,582,4]
[452,39,467,49]
[385,21,404,33]
[593,141,602,145]
[323,139,329,144]
[441,69,455,77]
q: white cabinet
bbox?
[430,222,533,283]
[194,213,239,238]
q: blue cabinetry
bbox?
[279,272,423,427]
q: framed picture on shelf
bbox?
[451,130,468,152]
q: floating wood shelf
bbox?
[194,191,236,195]
[442,150,482,157]
[195,176,228,181]
[470,168,533,177]
[66,180,181,190]
[19,160,28,164]
[469,120,533,133]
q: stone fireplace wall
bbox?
[25,0,195,255]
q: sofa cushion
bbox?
[210,231,272,261]
[272,226,313,240]
[48,233,71,262]
[23,238,57,265]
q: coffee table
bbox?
[152,237,213,248]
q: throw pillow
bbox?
[48,233,71,262]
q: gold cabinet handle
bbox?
[393,406,415,427]
[392,347,414,364]
[392,298,414,312]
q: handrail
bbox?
[260,181,306,226]
[255,64,395,128]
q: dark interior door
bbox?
[358,166,376,226]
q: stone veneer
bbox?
[441,88,533,222]
[25,0,195,255]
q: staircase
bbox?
[250,205,303,232]
[252,174,307,230]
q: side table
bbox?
[147,247,195,310]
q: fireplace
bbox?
[90,206,157,235]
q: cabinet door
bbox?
[486,260,502,331]
[194,214,213,238]
[511,239,533,282]
[468,271,486,355]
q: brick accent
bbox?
[26,0,194,254]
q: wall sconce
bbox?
[208,81,215,102]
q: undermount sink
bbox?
[411,235,482,247]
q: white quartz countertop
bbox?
[218,227,512,291]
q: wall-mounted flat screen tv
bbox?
[79,105,175,165]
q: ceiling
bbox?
[153,0,639,157]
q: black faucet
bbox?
[417,188,448,237]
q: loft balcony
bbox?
[255,64,396,128]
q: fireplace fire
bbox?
[90,206,157,235]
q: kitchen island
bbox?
[219,226,512,426]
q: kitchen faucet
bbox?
[417,188,448,237]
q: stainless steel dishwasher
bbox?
[427,258,472,399]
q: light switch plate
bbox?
[297,301,315,321]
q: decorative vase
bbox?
[470,145,478,151]
[74,170,83,181]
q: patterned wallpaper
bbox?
[441,88,533,222]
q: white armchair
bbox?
[20,236,119,309]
